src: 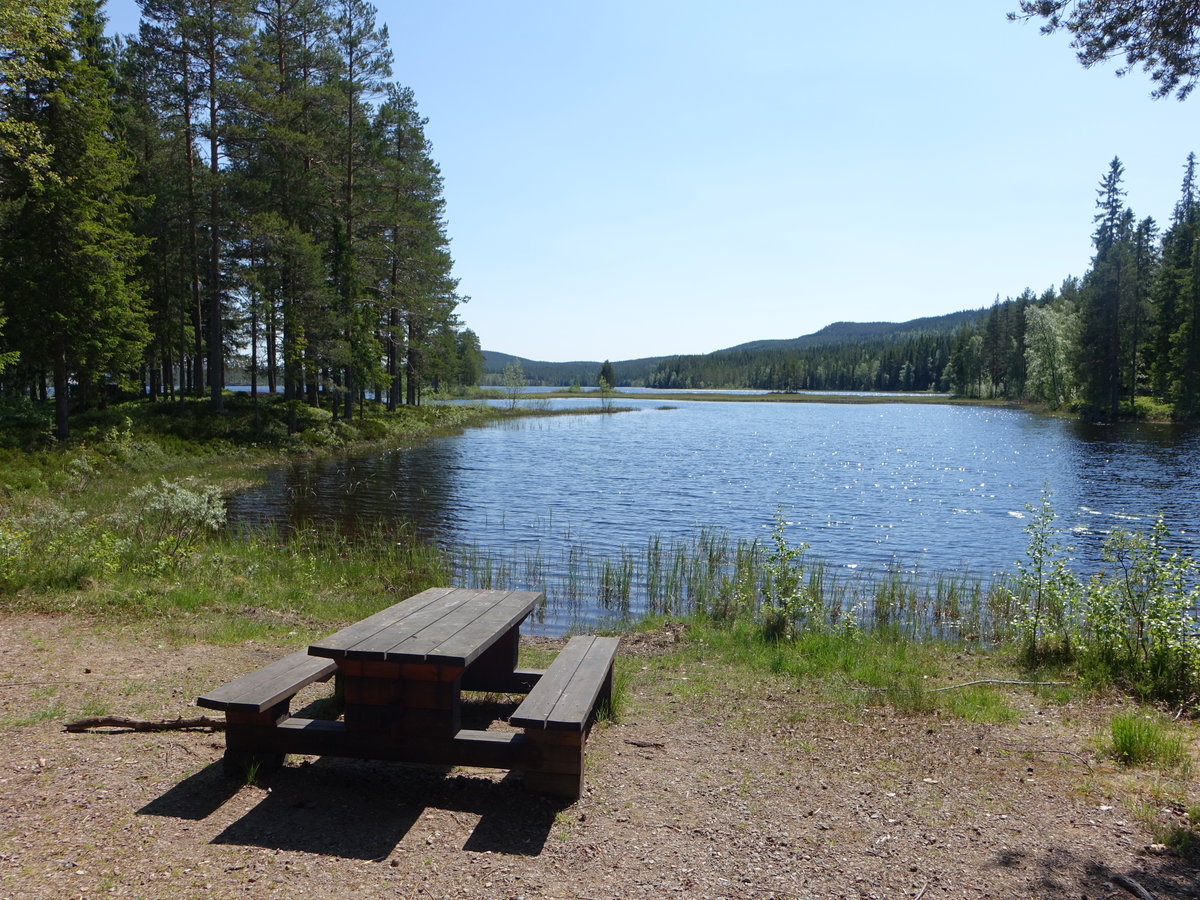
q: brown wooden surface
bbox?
[308,587,542,667]
[199,588,615,798]
[509,636,620,731]
[196,650,337,713]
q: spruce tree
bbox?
[1078,158,1129,420]
[0,0,149,438]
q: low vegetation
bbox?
[0,403,1195,859]
[0,396,532,641]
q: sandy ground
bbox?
[1,615,1197,900]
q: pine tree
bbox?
[328,0,392,418]
[1150,155,1198,401]
[233,0,336,428]
[1078,158,1129,420]
[373,85,459,407]
[0,1,149,438]
[599,360,616,388]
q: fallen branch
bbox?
[991,740,1093,773]
[927,680,1070,693]
[1,680,111,688]
[64,715,225,733]
[1111,873,1157,900]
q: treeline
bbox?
[648,155,1200,421]
[648,331,959,393]
[954,155,1199,421]
[0,1,482,440]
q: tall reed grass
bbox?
[450,526,1010,642]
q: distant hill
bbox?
[483,308,987,387]
[716,309,985,355]
[480,352,667,387]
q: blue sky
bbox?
[103,1,1198,362]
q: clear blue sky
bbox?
[103,1,1197,363]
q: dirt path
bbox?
[1,616,1196,900]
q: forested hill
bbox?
[483,308,987,389]
[718,309,985,355]
[480,352,669,387]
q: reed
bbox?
[444,524,1011,643]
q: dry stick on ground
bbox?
[863,680,1071,695]
[64,715,225,733]
[1111,873,1158,900]
[927,680,1071,693]
[991,740,1094,773]
[1,680,114,687]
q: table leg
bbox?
[223,703,289,778]
[339,659,464,739]
[461,623,527,692]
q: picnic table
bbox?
[198,587,619,799]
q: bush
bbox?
[759,515,819,640]
[129,478,226,562]
[1007,487,1081,662]
[1081,517,1200,705]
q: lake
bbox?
[226,398,1200,631]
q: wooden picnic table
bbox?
[308,586,542,739]
[199,587,619,798]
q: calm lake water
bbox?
[227,398,1200,631]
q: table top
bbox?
[308,587,542,667]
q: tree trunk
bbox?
[53,341,69,441]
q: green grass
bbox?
[1106,711,1192,772]
[596,664,632,723]
[1,701,66,728]
[643,618,1054,724]
[0,397,496,633]
[942,686,1019,723]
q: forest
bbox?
[0,1,483,440]
[4,3,1199,438]
[647,154,1200,422]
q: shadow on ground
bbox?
[988,841,1200,898]
[139,756,564,860]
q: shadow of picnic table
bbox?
[138,756,563,860]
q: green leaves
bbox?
[1009,488,1200,704]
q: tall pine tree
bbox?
[0,1,149,438]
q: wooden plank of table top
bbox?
[338,587,482,658]
[417,591,538,665]
[386,590,540,664]
[308,586,457,659]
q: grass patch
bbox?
[941,686,1019,723]
[1106,711,1192,773]
[1,701,66,728]
[596,664,633,723]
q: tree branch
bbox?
[64,715,225,733]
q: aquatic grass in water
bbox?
[449,525,1004,641]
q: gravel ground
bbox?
[1,615,1197,900]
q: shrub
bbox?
[759,515,820,640]
[1007,487,1081,662]
[1081,517,1200,705]
[129,479,226,562]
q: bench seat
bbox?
[197,649,337,714]
[509,635,619,798]
[511,635,620,730]
[198,649,338,777]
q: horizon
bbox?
[481,306,982,364]
[102,1,1196,364]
